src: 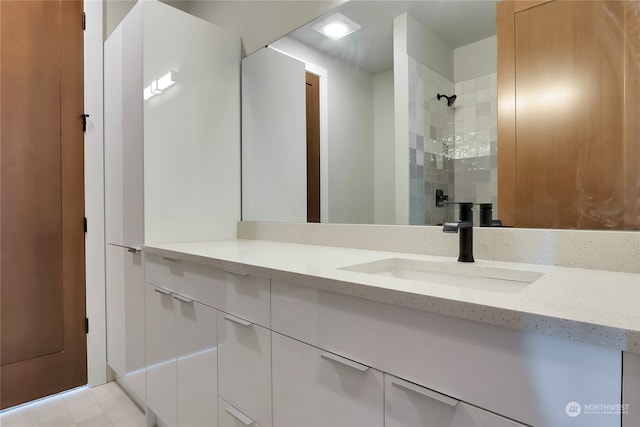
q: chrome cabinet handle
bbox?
[172,294,193,304]
[224,268,250,277]
[390,378,459,407]
[154,288,171,296]
[109,243,141,253]
[320,352,369,372]
[225,405,254,426]
[224,314,253,327]
[162,256,180,262]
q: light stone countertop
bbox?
[143,239,640,353]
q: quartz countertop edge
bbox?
[142,239,640,353]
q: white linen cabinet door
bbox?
[175,295,218,427]
[385,375,527,427]
[217,312,271,427]
[106,245,146,404]
[272,332,384,427]
[145,284,177,427]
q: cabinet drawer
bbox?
[271,280,621,427]
[272,332,384,427]
[385,374,526,427]
[218,312,271,427]
[175,295,218,427]
[145,253,270,327]
[219,397,263,427]
[145,284,177,427]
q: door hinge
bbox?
[85,318,89,334]
[83,12,86,30]
[84,217,87,233]
[81,113,90,132]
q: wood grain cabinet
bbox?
[497,0,639,229]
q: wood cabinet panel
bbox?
[623,1,640,228]
[498,0,638,229]
[497,0,516,227]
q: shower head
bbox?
[437,93,457,107]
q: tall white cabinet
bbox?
[104,0,240,415]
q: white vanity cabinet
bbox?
[141,248,630,427]
[104,245,146,404]
[144,253,270,328]
[104,6,146,406]
[144,284,177,426]
[271,280,622,427]
[272,332,384,427]
[219,397,264,427]
[217,312,272,427]
[145,283,218,427]
[144,254,272,427]
[104,0,240,411]
[385,375,526,427]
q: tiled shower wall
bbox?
[408,56,456,225]
[453,73,498,220]
[408,57,498,225]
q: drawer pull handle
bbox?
[391,378,459,407]
[320,352,369,372]
[109,243,141,254]
[224,269,250,277]
[162,256,180,262]
[154,288,171,296]
[225,405,254,426]
[173,294,193,304]
[224,315,253,327]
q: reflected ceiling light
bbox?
[144,71,177,101]
[157,72,175,91]
[143,86,154,101]
[312,13,361,41]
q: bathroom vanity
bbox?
[141,238,639,427]
[100,2,640,427]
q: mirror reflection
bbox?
[242,0,497,226]
[241,0,639,230]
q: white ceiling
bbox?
[288,0,497,74]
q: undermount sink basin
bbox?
[339,258,544,293]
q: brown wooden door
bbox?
[306,72,321,223]
[0,0,86,409]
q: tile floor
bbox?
[0,382,145,427]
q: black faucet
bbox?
[443,202,474,262]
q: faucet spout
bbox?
[443,221,472,233]
[442,221,474,263]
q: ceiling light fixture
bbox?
[312,13,361,41]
